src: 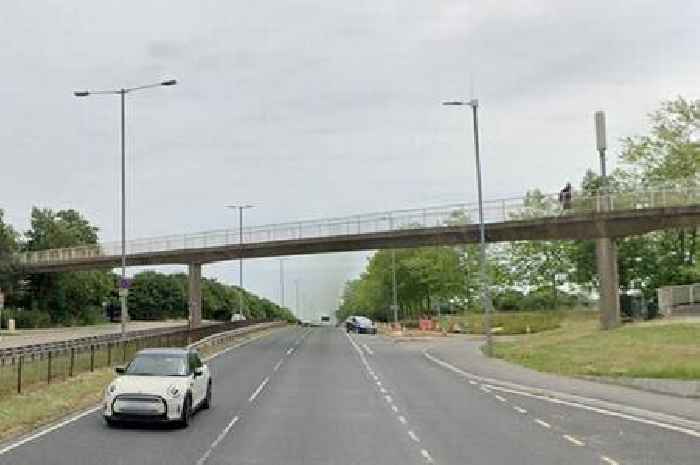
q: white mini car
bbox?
[103,348,212,427]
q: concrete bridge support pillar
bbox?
[188,263,202,329]
[596,236,620,330]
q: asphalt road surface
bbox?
[1,326,698,464]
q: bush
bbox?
[2,308,52,328]
[75,305,108,326]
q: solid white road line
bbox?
[424,349,700,439]
[408,430,420,442]
[398,415,407,424]
[0,406,101,456]
[513,406,528,414]
[380,387,388,394]
[362,343,374,356]
[480,385,491,393]
[195,416,240,465]
[384,395,393,404]
[535,419,552,429]
[421,449,435,464]
[468,380,478,385]
[286,347,294,355]
[391,405,399,413]
[494,394,507,402]
[563,434,585,446]
[248,377,270,403]
[273,359,284,372]
[601,456,620,465]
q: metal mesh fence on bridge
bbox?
[17,187,700,267]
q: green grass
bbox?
[440,311,566,335]
[0,368,114,441]
[492,315,700,380]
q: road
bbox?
[1,326,698,464]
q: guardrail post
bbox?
[17,355,22,394]
[69,348,75,377]
[47,351,52,384]
[90,345,95,372]
[122,341,127,363]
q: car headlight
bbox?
[105,383,117,396]
[167,384,182,398]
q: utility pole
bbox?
[226,205,254,317]
[278,258,288,308]
[295,279,301,320]
[443,98,494,355]
[75,79,177,337]
[391,249,399,325]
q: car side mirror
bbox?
[115,366,126,375]
[194,367,204,377]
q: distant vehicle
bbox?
[345,316,377,334]
[320,315,331,325]
[103,348,211,428]
[230,313,246,322]
[301,319,312,327]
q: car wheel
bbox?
[178,395,192,428]
[104,417,119,428]
[202,382,212,410]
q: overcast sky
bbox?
[1,1,698,318]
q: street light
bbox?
[278,257,289,308]
[226,204,255,317]
[75,79,178,337]
[442,98,495,356]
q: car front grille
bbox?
[113,394,167,418]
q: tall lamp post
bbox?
[443,98,494,356]
[278,257,288,308]
[74,79,177,337]
[226,205,254,317]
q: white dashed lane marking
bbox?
[494,394,507,403]
[273,359,284,372]
[345,331,437,464]
[601,456,619,465]
[248,377,269,403]
[563,434,585,447]
[195,416,239,465]
[421,449,435,464]
[534,419,552,429]
[513,406,528,414]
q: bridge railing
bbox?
[16,187,700,266]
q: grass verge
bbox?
[492,315,700,380]
[0,324,282,444]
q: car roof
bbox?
[136,348,190,356]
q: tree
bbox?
[615,97,700,188]
[22,208,112,324]
[0,210,19,296]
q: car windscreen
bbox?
[126,353,188,376]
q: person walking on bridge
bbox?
[559,182,572,211]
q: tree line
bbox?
[0,208,294,328]
[338,97,700,323]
